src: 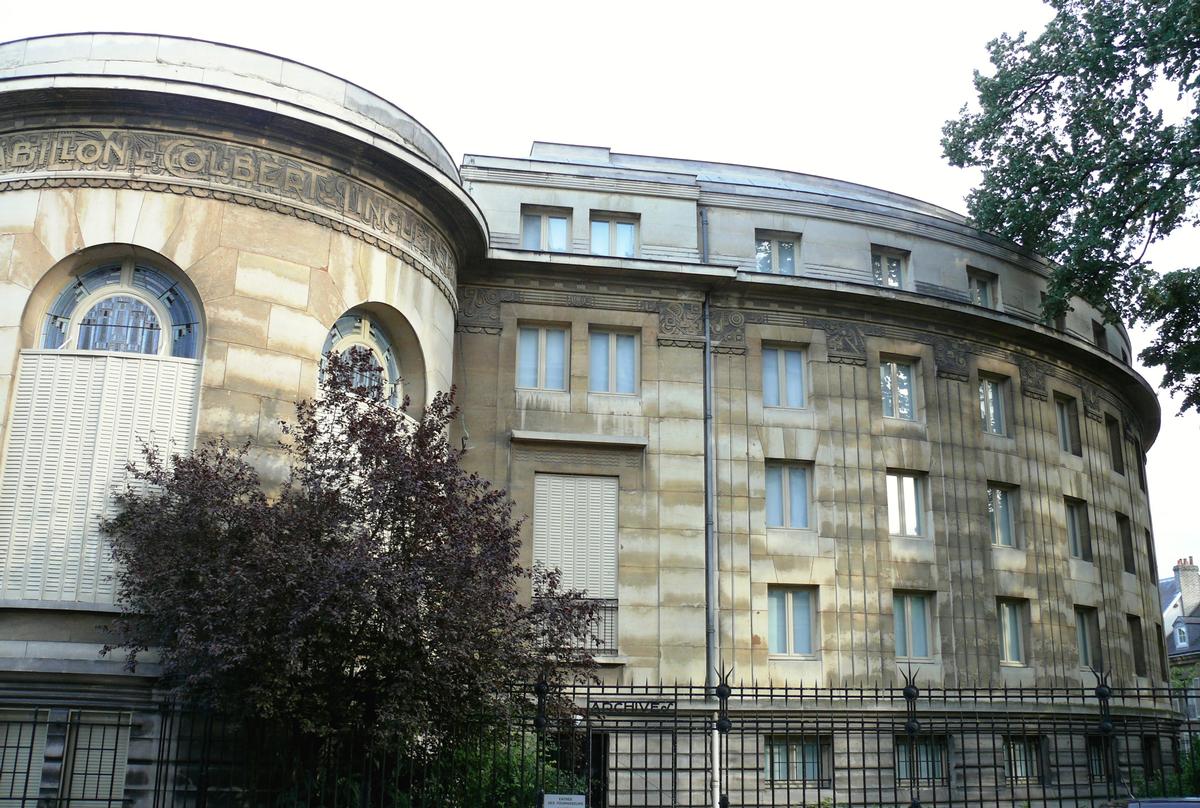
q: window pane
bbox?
[872,253,884,284]
[589,331,610,392]
[1077,611,1090,667]
[544,328,566,390]
[800,740,818,781]
[887,256,903,287]
[521,214,541,249]
[881,363,896,417]
[887,475,901,535]
[910,595,929,657]
[768,589,787,653]
[762,349,780,407]
[895,597,908,657]
[903,476,920,535]
[1006,604,1022,662]
[777,240,795,275]
[78,295,161,354]
[615,333,637,393]
[590,220,610,255]
[766,466,784,528]
[756,239,772,273]
[997,490,1013,546]
[616,222,636,258]
[784,350,805,407]
[517,327,539,387]
[894,363,913,419]
[547,217,568,251]
[791,589,812,654]
[789,467,808,528]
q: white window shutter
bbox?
[65,712,130,806]
[533,474,618,599]
[0,710,48,808]
[0,352,200,604]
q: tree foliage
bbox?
[103,350,597,744]
[943,0,1200,410]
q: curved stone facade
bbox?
[0,35,1163,700]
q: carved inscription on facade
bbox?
[0,128,456,285]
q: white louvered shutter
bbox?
[0,351,200,604]
[533,474,618,598]
[66,712,130,807]
[0,710,48,808]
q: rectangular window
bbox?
[1075,606,1101,670]
[987,484,1017,548]
[1118,513,1136,575]
[895,736,949,786]
[590,214,638,258]
[872,248,907,288]
[762,345,806,408]
[765,735,831,785]
[1105,414,1125,474]
[999,599,1027,665]
[1092,320,1108,352]
[1086,736,1111,782]
[979,374,1008,435]
[63,712,131,808]
[533,474,619,653]
[755,232,799,275]
[886,472,924,537]
[881,359,916,420]
[765,464,810,529]
[1055,394,1082,455]
[0,711,48,808]
[1066,498,1092,561]
[516,325,568,391]
[1004,736,1043,784]
[1145,529,1157,579]
[894,592,933,660]
[1135,439,1148,492]
[968,268,998,308]
[1041,291,1067,331]
[1129,615,1148,677]
[521,207,570,251]
[588,330,638,394]
[768,586,817,656]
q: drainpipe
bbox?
[699,206,710,264]
[703,290,718,693]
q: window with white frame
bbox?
[1065,498,1092,561]
[516,325,568,391]
[999,599,1028,665]
[894,592,933,660]
[1055,394,1082,455]
[1178,625,1189,648]
[881,358,917,420]
[765,463,810,529]
[768,586,817,656]
[872,248,908,288]
[1075,605,1101,670]
[987,484,1017,548]
[979,374,1008,435]
[533,474,619,653]
[589,329,638,394]
[520,207,570,252]
[765,735,831,785]
[0,260,203,606]
[590,214,638,258]
[895,736,949,786]
[762,345,806,408]
[886,472,924,537]
[967,268,999,308]
[322,311,402,407]
[755,231,800,275]
[1004,735,1043,784]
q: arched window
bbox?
[42,261,200,358]
[1,257,203,606]
[322,311,401,406]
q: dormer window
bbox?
[521,206,570,252]
[755,231,800,275]
[1178,626,1188,648]
[872,247,908,289]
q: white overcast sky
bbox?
[7,0,1198,578]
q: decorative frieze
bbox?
[932,336,971,382]
[1016,356,1050,400]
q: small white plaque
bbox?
[543,796,586,807]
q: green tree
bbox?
[943,0,1200,410]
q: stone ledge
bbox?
[510,429,648,448]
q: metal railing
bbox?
[3,677,1200,806]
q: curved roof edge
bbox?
[0,33,460,184]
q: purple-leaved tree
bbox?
[103,349,596,744]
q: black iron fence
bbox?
[3,678,1200,807]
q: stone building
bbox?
[0,33,1167,803]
